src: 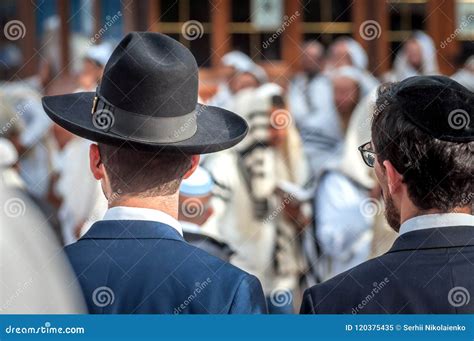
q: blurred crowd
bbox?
[1,29,473,313]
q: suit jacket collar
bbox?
[388,225,474,253]
[81,220,184,241]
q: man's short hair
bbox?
[371,83,473,211]
[98,144,192,197]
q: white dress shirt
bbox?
[399,213,474,236]
[102,206,183,236]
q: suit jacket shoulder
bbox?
[301,226,474,314]
[65,220,267,314]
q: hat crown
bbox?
[100,32,198,117]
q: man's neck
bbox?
[109,194,179,220]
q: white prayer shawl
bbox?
[0,83,53,197]
[303,66,379,178]
[288,72,334,128]
[203,84,307,294]
[345,37,368,70]
[312,90,378,281]
[288,73,340,176]
[389,31,439,81]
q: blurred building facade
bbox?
[1,0,473,97]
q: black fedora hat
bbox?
[42,32,248,154]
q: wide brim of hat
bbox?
[42,92,248,154]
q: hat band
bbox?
[91,94,198,143]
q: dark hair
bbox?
[98,144,192,197]
[371,83,473,212]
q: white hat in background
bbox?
[221,50,254,72]
[180,166,214,197]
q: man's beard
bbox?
[383,194,401,232]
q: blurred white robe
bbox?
[0,187,85,313]
[53,138,107,245]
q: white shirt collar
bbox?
[399,213,474,236]
[103,206,183,236]
[180,221,202,234]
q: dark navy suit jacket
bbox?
[65,220,267,314]
[300,225,474,314]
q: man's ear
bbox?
[183,155,200,179]
[89,144,106,180]
[382,159,403,195]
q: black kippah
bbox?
[393,75,473,142]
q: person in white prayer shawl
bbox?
[0,84,54,198]
[287,41,335,173]
[208,51,267,110]
[288,41,332,123]
[76,43,113,92]
[48,44,112,245]
[451,55,474,92]
[309,89,380,282]
[0,186,86,313]
[296,38,379,177]
[203,83,309,313]
[50,122,108,246]
[304,66,377,179]
[384,31,439,82]
[325,36,379,90]
[0,107,62,241]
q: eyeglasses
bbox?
[358,141,376,168]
